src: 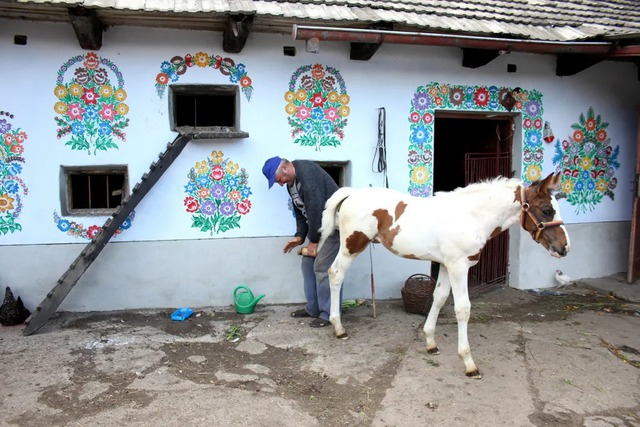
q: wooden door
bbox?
[465,152,512,296]
[627,112,640,282]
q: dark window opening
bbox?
[62,166,128,215]
[175,94,235,127]
[169,84,248,139]
[316,161,350,187]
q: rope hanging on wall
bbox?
[372,107,388,188]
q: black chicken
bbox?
[0,286,31,326]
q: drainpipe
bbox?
[293,25,640,57]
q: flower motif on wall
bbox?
[155,53,254,101]
[184,150,252,235]
[408,83,544,197]
[54,53,129,155]
[0,111,29,235]
[552,107,620,214]
[285,64,349,151]
[52,210,135,240]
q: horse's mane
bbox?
[433,176,521,198]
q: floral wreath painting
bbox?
[552,107,620,214]
[53,210,135,240]
[54,53,129,155]
[408,83,544,197]
[183,150,252,235]
[285,64,350,151]
[155,53,254,101]
[0,111,29,235]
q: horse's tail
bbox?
[318,187,355,251]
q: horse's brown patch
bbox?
[403,254,420,260]
[490,227,502,239]
[372,208,393,231]
[345,231,370,255]
[395,201,408,221]
[468,252,481,262]
[372,208,401,248]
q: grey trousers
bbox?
[301,230,342,321]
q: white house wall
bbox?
[0,21,638,311]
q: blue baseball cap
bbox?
[262,156,282,189]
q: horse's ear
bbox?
[539,172,561,194]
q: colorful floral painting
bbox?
[285,64,350,151]
[155,53,254,101]
[184,150,252,235]
[54,53,129,155]
[552,107,620,214]
[408,83,544,197]
[0,111,28,235]
[53,210,135,240]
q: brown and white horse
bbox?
[318,173,570,378]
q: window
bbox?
[61,165,129,216]
[169,84,249,139]
[317,161,350,187]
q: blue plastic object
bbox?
[171,308,194,321]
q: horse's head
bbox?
[520,173,570,258]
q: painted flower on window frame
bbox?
[0,111,29,235]
[53,210,135,240]
[184,151,252,235]
[54,53,129,155]
[552,107,620,214]
[155,53,254,101]
[285,64,349,151]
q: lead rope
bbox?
[369,243,376,318]
[369,107,386,319]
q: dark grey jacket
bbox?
[288,160,339,244]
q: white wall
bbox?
[1,20,639,310]
[0,238,424,311]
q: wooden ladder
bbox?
[23,134,192,335]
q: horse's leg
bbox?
[424,266,452,354]
[327,250,357,339]
[448,263,481,379]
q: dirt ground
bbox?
[1,284,639,426]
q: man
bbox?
[262,156,341,328]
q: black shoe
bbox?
[309,318,330,328]
[290,309,311,318]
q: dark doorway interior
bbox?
[432,113,514,296]
[433,115,513,192]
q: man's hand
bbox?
[305,242,318,257]
[283,236,303,253]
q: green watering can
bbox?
[233,285,266,314]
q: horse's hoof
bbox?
[466,370,482,379]
[427,347,440,355]
[336,332,349,340]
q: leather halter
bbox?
[520,186,564,242]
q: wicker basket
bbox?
[401,273,436,315]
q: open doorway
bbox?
[432,112,515,296]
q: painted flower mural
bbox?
[0,111,28,235]
[184,150,252,235]
[155,52,254,101]
[552,107,620,214]
[54,53,129,155]
[53,210,135,240]
[285,64,349,150]
[408,83,544,197]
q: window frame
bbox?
[60,165,129,216]
[168,84,249,139]
[316,161,351,187]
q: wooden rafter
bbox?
[68,7,103,50]
[223,14,253,54]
